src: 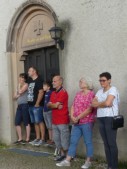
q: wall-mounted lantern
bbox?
[49,26,64,50]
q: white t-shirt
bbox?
[96,86,120,117]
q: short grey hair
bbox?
[54,75,64,84]
[80,77,94,90]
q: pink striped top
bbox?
[73,91,96,124]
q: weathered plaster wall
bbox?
[46,0,127,159]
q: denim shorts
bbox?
[15,104,30,126]
[52,124,70,150]
[43,111,52,129]
[29,106,43,124]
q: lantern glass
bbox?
[50,30,56,39]
[55,29,62,39]
[49,26,63,40]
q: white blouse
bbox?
[96,86,120,117]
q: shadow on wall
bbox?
[57,19,72,56]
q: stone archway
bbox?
[6,0,58,143]
[7,0,57,52]
[7,0,57,73]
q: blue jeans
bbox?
[29,106,43,123]
[68,123,94,158]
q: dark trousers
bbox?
[98,117,118,169]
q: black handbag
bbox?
[112,115,124,129]
[112,93,124,129]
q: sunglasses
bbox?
[99,80,107,82]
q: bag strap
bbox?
[112,93,120,117]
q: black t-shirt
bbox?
[27,77,43,106]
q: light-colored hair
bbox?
[80,77,93,90]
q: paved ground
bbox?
[0,144,115,169]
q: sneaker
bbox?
[29,139,40,145]
[55,155,66,162]
[34,140,45,146]
[54,148,60,157]
[81,161,91,169]
[20,140,30,145]
[20,140,26,145]
[46,140,55,145]
[13,140,23,145]
[56,160,70,167]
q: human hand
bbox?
[34,104,40,108]
[58,104,63,110]
[92,97,99,108]
[71,116,79,124]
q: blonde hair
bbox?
[80,77,93,90]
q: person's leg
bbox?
[105,117,118,169]
[39,122,45,140]
[34,106,45,141]
[34,123,40,139]
[16,126,22,141]
[65,125,81,160]
[29,106,35,124]
[56,125,82,167]
[59,124,70,157]
[45,111,52,141]
[15,105,23,141]
[52,124,62,150]
[48,129,53,141]
[98,118,112,168]
[52,125,61,148]
[22,104,31,141]
[25,124,31,141]
[82,123,94,161]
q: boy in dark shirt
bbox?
[43,81,53,144]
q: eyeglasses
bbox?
[99,80,107,82]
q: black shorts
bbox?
[15,104,30,126]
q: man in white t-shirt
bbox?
[92,72,119,169]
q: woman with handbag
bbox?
[92,72,120,169]
[56,77,96,169]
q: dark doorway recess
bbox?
[24,46,60,140]
[24,46,60,82]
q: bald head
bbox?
[52,75,63,90]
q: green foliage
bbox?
[118,161,127,169]
[0,142,7,149]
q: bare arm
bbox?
[18,84,28,94]
[13,91,20,100]
[92,95,115,108]
[35,89,44,107]
[47,102,62,109]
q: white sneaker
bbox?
[29,139,40,145]
[34,140,45,146]
[81,161,91,169]
[56,160,71,167]
[54,148,60,157]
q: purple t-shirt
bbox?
[44,90,52,112]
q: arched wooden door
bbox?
[24,46,60,82]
